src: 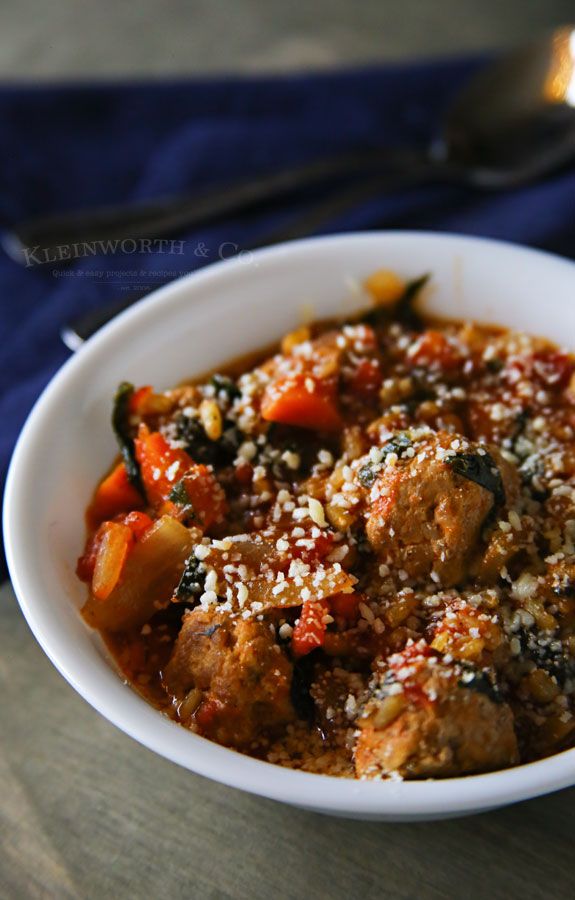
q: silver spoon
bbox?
[8,27,575,266]
[51,26,575,348]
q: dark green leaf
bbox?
[447,451,505,507]
[358,433,413,488]
[190,624,222,638]
[518,455,548,501]
[211,374,240,402]
[168,478,196,520]
[175,555,206,601]
[458,665,503,704]
[382,432,413,456]
[290,655,316,722]
[396,274,430,327]
[111,381,143,494]
[175,413,239,466]
[358,464,377,488]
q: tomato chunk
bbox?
[532,351,574,389]
[121,510,154,540]
[349,358,383,396]
[289,531,334,565]
[409,331,460,370]
[329,591,362,622]
[261,373,342,431]
[292,598,329,657]
[76,528,106,582]
[129,385,153,415]
[88,462,143,529]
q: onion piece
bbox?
[82,515,196,631]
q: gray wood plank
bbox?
[0,0,573,78]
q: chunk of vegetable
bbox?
[409,330,460,370]
[204,539,356,610]
[77,510,153,583]
[329,591,362,622]
[128,385,153,414]
[121,510,154,540]
[88,462,144,528]
[82,516,195,631]
[135,425,194,506]
[134,425,226,527]
[292,599,329,657]
[253,567,356,610]
[170,467,227,529]
[360,274,429,328]
[92,521,133,601]
[261,372,342,431]
[364,269,406,306]
[349,358,382,396]
[112,382,143,491]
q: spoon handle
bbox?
[62,163,437,351]
[3,147,409,266]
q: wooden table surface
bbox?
[1,579,574,900]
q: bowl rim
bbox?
[5,230,575,818]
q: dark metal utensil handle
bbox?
[62,162,436,350]
[4,147,399,266]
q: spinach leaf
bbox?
[211,373,240,402]
[396,273,430,327]
[358,464,377,488]
[175,413,240,466]
[290,655,316,723]
[381,432,413,457]
[458,665,503,704]
[447,451,505,507]
[518,455,548,501]
[111,381,143,493]
[175,555,207,602]
[190,624,222,638]
[168,478,196,520]
[358,433,413,488]
[514,627,575,688]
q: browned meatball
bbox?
[164,607,295,748]
[354,644,518,779]
[363,430,519,586]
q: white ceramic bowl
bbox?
[5,232,575,821]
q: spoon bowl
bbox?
[437,26,575,186]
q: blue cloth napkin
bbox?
[2,56,575,579]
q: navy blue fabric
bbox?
[2,57,575,578]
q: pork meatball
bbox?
[163,607,295,748]
[354,642,518,779]
[362,430,519,586]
